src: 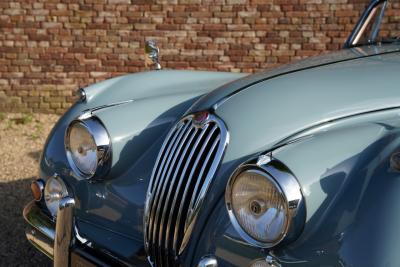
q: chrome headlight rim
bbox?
[225,158,305,248]
[65,116,111,180]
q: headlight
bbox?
[225,159,305,248]
[44,175,69,217]
[65,117,111,180]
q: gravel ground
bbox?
[0,113,59,266]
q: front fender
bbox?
[271,109,400,267]
[193,108,400,266]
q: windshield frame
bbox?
[344,0,388,48]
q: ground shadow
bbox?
[0,177,51,267]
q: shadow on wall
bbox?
[0,177,51,267]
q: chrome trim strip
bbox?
[79,99,135,120]
[54,197,75,267]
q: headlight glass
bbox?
[227,169,289,246]
[68,121,98,176]
[66,116,112,180]
[44,175,68,217]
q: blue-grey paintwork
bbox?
[38,44,400,266]
[194,109,400,266]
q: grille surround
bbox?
[144,112,228,266]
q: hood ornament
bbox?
[145,40,161,70]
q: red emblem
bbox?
[193,111,209,125]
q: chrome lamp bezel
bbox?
[44,174,69,218]
[225,156,306,248]
[65,116,111,180]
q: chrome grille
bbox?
[144,113,228,266]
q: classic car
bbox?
[23,0,400,266]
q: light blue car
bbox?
[23,0,400,266]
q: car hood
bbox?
[188,44,400,163]
[191,44,400,114]
[82,70,246,109]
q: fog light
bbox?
[31,179,44,201]
[44,175,69,217]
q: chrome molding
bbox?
[26,226,54,259]
[197,256,218,267]
[145,40,162,70]
[144,112,228,265]
[266,255,282,267]
[54,197,75,267]
[78,99,135,121]
[75,88,86,102]
[23,201,55,259]
[225,156,306,248]
[65,116,112,180]
[344,0,387,48]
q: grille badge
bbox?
[193,111,209,126]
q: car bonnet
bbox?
[188,44,400,163]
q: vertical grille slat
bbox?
[173,125,218,252]
[147,123,184,194]
[185,133,220,228]
[144,113,228,266]
[157,127,198,264]
[147,122,190,255]
[164,124,210,254]
[150,123,193,261]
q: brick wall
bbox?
[0,0,386,113]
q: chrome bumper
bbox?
[23,201,55,259]
[23,197,75,266]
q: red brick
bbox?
[0,0,393,114]
[204,24,226,31]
